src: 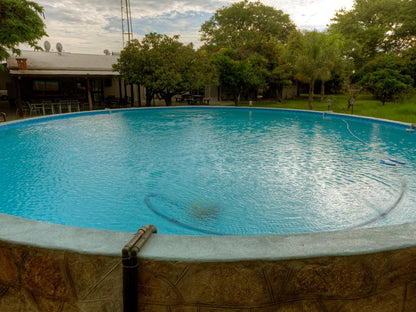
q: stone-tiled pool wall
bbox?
[1,238,416,311]
[0,240,122,311]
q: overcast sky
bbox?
[32,0,354,55]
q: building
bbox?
[5,50,142,114]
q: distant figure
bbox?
[348,96,355,110]
[327,98,332,110]
[0,112,6,122]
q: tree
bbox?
[290,31,342,109]
[329,0,416,67]
[401,46,416,86]
[353,55,414,105]
[359,68,413,105]
[200,0,295,51]
[257,39,296,100]
[0,0,47,63]
[114,33,216,106]
[318,35,344,102]
[200,0,296,101]
[211,48,267,105]
[395,0,416,49]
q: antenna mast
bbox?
[121,0,133,47]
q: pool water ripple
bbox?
[0,108,415,235]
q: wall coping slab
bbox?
[1,213,416,261]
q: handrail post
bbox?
[122,225,157,312]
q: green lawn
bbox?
[238,93,416,124]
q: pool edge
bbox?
[2,213,416,261]
[1,107,415,261]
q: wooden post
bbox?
[16,77,23,117]
[137,83,141,107]
[87,78,93,110]
[101,80,105,104]
[130,84,134,107]
[118,78,123,105]
[124,81,128,105]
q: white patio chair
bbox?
[26,101,42,116]
[70,100,80,112]
[41,100,54,114]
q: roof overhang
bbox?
[9,69,120,78]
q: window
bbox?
[33,80,59,92]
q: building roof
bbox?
[7,50,120,77]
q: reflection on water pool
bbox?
[0,108,415,235]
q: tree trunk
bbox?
[308,80,315,110]
[137,83,141,107]
[265,83,284,101]
[234,92,240,106]
[276,85,283,101]
[130,84,134,107]
[145,96,152,107]
[320,80,326,102]
[253,88,258,101]
[160,90,174,106]
[145,87,153,107]
[164,95,172,106]
[233,88,241,106]
[267,83,279,100]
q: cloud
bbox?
[31,0,353,54]
[261,0,353,30]
[133,11,212,41]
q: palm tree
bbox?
[290,31,342,109]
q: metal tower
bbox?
[121,0,133,47]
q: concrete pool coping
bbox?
[1,105,414,130]
[1,107,415,261]
[2,212,416,261]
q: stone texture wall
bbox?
[0,241,122,312]
[1,240,416,312]
[137,248,416,312]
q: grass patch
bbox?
[240,93,416,123]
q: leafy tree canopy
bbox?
[358,68,413,105]
[401,46,416,85]
[200,0,295,52]
[0,0,47,62]
[329,0,416,66]
[352,54,406,82]
[211,48,267,105]
[114,33,216,106]
[351,52,415,104]
[289,30,343,109]
[200,0,295,101]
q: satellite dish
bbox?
[44,41,51,52]
[104,49,110,56]
[56,42,63,53]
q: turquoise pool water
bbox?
[0,107,415,235]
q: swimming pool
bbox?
[0,107,415,235]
